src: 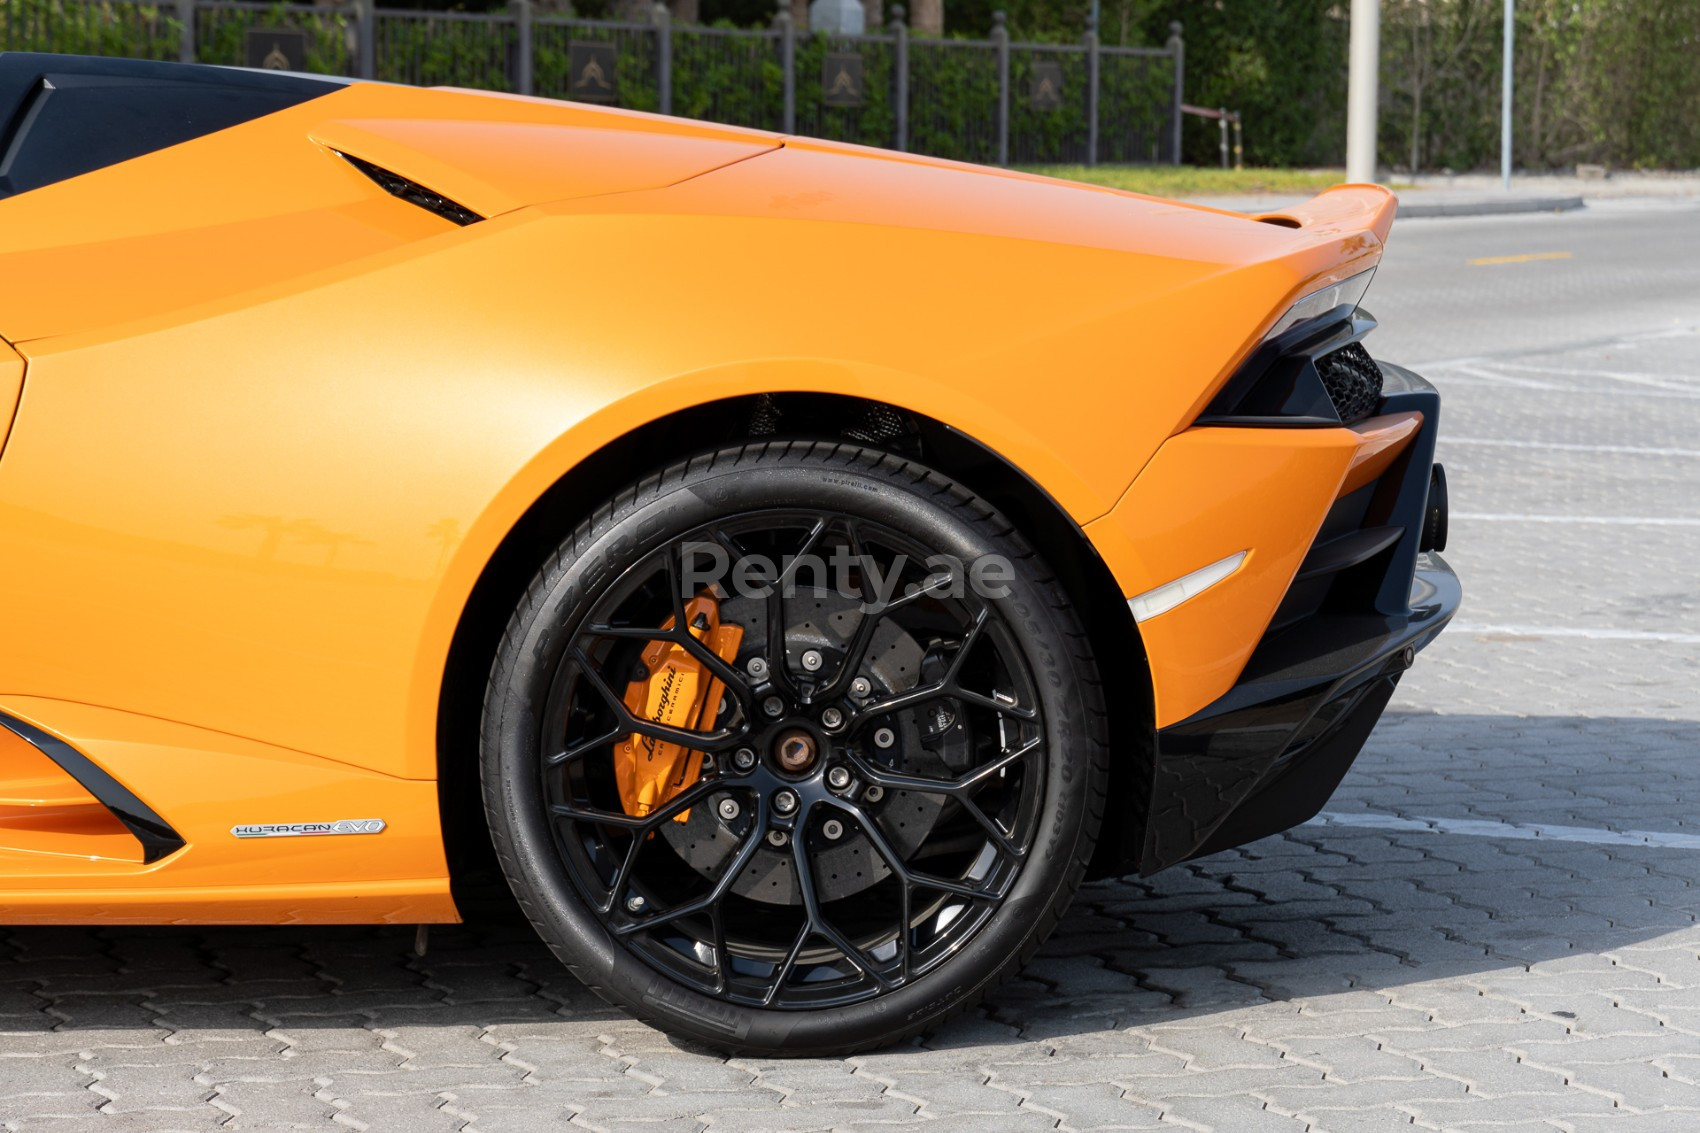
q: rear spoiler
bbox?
[1252,183,1398,245]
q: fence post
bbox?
[1085,15,1099,166]
[1218,108,1228,168]
[653,2,672,115]
[892,4,908,151]
[177,0,195,63]
[514,0,534,96]
[357,0,377,80]
[773,8,796,133]
[1166,20,1183,165]
[992,10,1008,166]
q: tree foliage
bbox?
[978,0,1700,170]
[1380,0,1700,171]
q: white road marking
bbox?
[1453,623,1700,645]
[1442,437,1700,458]
[1485,365,1700,394]
[1307,811,1700,851]
[1437,383,1700,402]
[1443,365,1561,390]
[1407,323,1700,370]
[1494,361,1700,388]
[1454,512,1700,526]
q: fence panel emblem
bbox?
[245,26,308,71]
[822,51,863,108]
[1030,60,1062,111]
[568,40,617,103]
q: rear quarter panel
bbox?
[0,143,1383,787]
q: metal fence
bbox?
[2,0,1184,166]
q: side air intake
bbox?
[338,152,483,227]
[0,712,184,864]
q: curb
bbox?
[1396,195,1586,219]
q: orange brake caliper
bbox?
[616,594,744,822]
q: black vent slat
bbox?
[1316,343,1384,424]
[1294,525,1404,582]
[339,152,482,227]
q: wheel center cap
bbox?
[773,728,818,773]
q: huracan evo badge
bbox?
[231,819,387,838]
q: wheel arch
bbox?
[434,393,1154,899]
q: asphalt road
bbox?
[6,198,1700,1132]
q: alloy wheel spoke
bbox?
[601,830,646,915]
[851,735,1042,798]
[546,725,624,767]
[552,778,719,833]
[614,807,767,938]
[790,803,895,990]
[956,791,1025,859]
[709,907,730,995]
[572,648,746,753]
[850,802,1004,903]
[762,920,814,1007]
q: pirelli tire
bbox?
[480,441,1109,1056]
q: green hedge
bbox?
[0,3,1172,166]
[196,4,350,74]
[3,0,183,59]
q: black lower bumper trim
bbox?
[1138,552,1459,874]
[0,711,185,864]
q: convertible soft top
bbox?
[0,52,341,199]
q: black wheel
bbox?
[480,443,1107,1055]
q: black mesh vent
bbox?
[1316,343,1383,424]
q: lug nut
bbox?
[732,747,757,771]
[700,753,716,773]
[822,819,844,841]
[746,656,769,679]
[821,707,845,731]
[801,649,823,672]
[772,790,798,816]
[827,766,852,791]
[864,785,885,803]
[763,695,785,718]
[717,797,742,821]
[626,894,646,913]
[874,727,896,749]
[766,830,789,847]
[850,677,872,698]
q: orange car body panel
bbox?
[0,341,21,456]
[0,77,1401,922]
[1085,412,1423,726]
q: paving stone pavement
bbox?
[4,205,1700,1131]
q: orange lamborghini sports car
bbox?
[0,53,1457,1053]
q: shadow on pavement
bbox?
[3,712,1694,1053]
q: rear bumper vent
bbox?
[1195,309,1383,429]
[1317,343,1384,425]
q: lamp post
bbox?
[1345,0,1379,184]
[1501,0,1514,190]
